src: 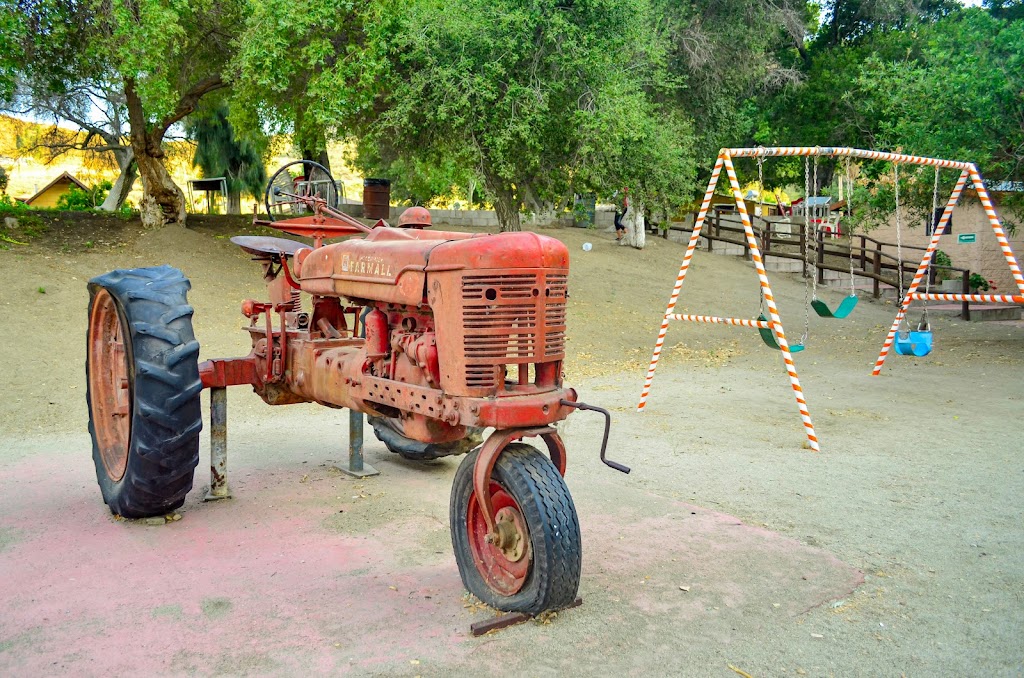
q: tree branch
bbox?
[154,75,227,139]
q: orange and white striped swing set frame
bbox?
[636,146,1024,453]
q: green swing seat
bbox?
[756,314,805,353]
[810,294,859,319]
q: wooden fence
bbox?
[663,212,976,320]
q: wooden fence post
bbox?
[873,243,882,299]
[962,270,971,321]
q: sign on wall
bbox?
[957,233,977,244]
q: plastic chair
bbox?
[757,315,805,353]
[893,328,933,357]
[811,295,859,319]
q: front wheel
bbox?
[450,443,581,614]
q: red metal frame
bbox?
[471,427,566,537]
[203,198,581,548]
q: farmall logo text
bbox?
[341,253,394,278]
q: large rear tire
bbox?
[450,444,581,614]
[86,265,203,518]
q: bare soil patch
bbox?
[0,215,1021,676]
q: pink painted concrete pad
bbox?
[0,430,862,676]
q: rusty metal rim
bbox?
[88,288,131,482]
[467,482,531,596]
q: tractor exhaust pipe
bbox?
[559,400,630,474]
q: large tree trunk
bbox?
[620,199,646,249]
[134,144,186,228]
[227,190,241,215]
[99,148,136,212]
[125,79,187,228]
[303,148,331,172]
[492,191,521,232]
[484,173,521,232]
[519,182,555,226]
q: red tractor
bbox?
[86,161,627,615]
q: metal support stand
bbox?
[337,409,379,478]
[470,597,583,637]
[204,387,232,501]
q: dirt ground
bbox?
[0,215,1022,676]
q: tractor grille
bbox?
[461,272,567,389]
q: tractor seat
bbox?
[230,235,307,258]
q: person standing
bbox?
[614,188,629,241]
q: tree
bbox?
[355,0,686,232]
[347,132,474,207]
[853,11,1024,181]
[4,77,137,211]
[187,104,266,214]
[756,4,1023,229]
[230,0,368,170]
[2,0,247,227]
[653,0,813,159]
[814,0,961,49]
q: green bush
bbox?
[932,249,953,280]
[56,180,112,210]
[0,193,28,216]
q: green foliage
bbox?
[187,104,267,203]
[854,12,1024,181]
[969,272,990,291]
[933,249,952,269]
[756,5,1024,231]
[56,181,112,211]
[4,0,243,124]
[3,0,248,225]
[229,0,367,154]
[352,138,473,207]
[0,196,45,247]
[0,193,27,216]
[0,166,8,193]
[932,249,952,280]
[353,0,691,227]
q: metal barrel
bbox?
[362,178,391,220]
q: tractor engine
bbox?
[261,226,572,444]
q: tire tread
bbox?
[86,265,202,518]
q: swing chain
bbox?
[800,153,815,344]
[894,163,909,333]
[810,155,819,302]
[757,152,767,318]
[920,166,941,330]
[845,158,856,295]
[757,153,766,222]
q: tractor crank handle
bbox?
[559,400,631,474]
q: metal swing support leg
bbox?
[721,154,819,452]
[336,409,379,478]
[204,387,232,501]
[637,149,819,452]
[873,169,968,375]
[637,156,725,411]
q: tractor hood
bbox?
[299,227,568,306]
